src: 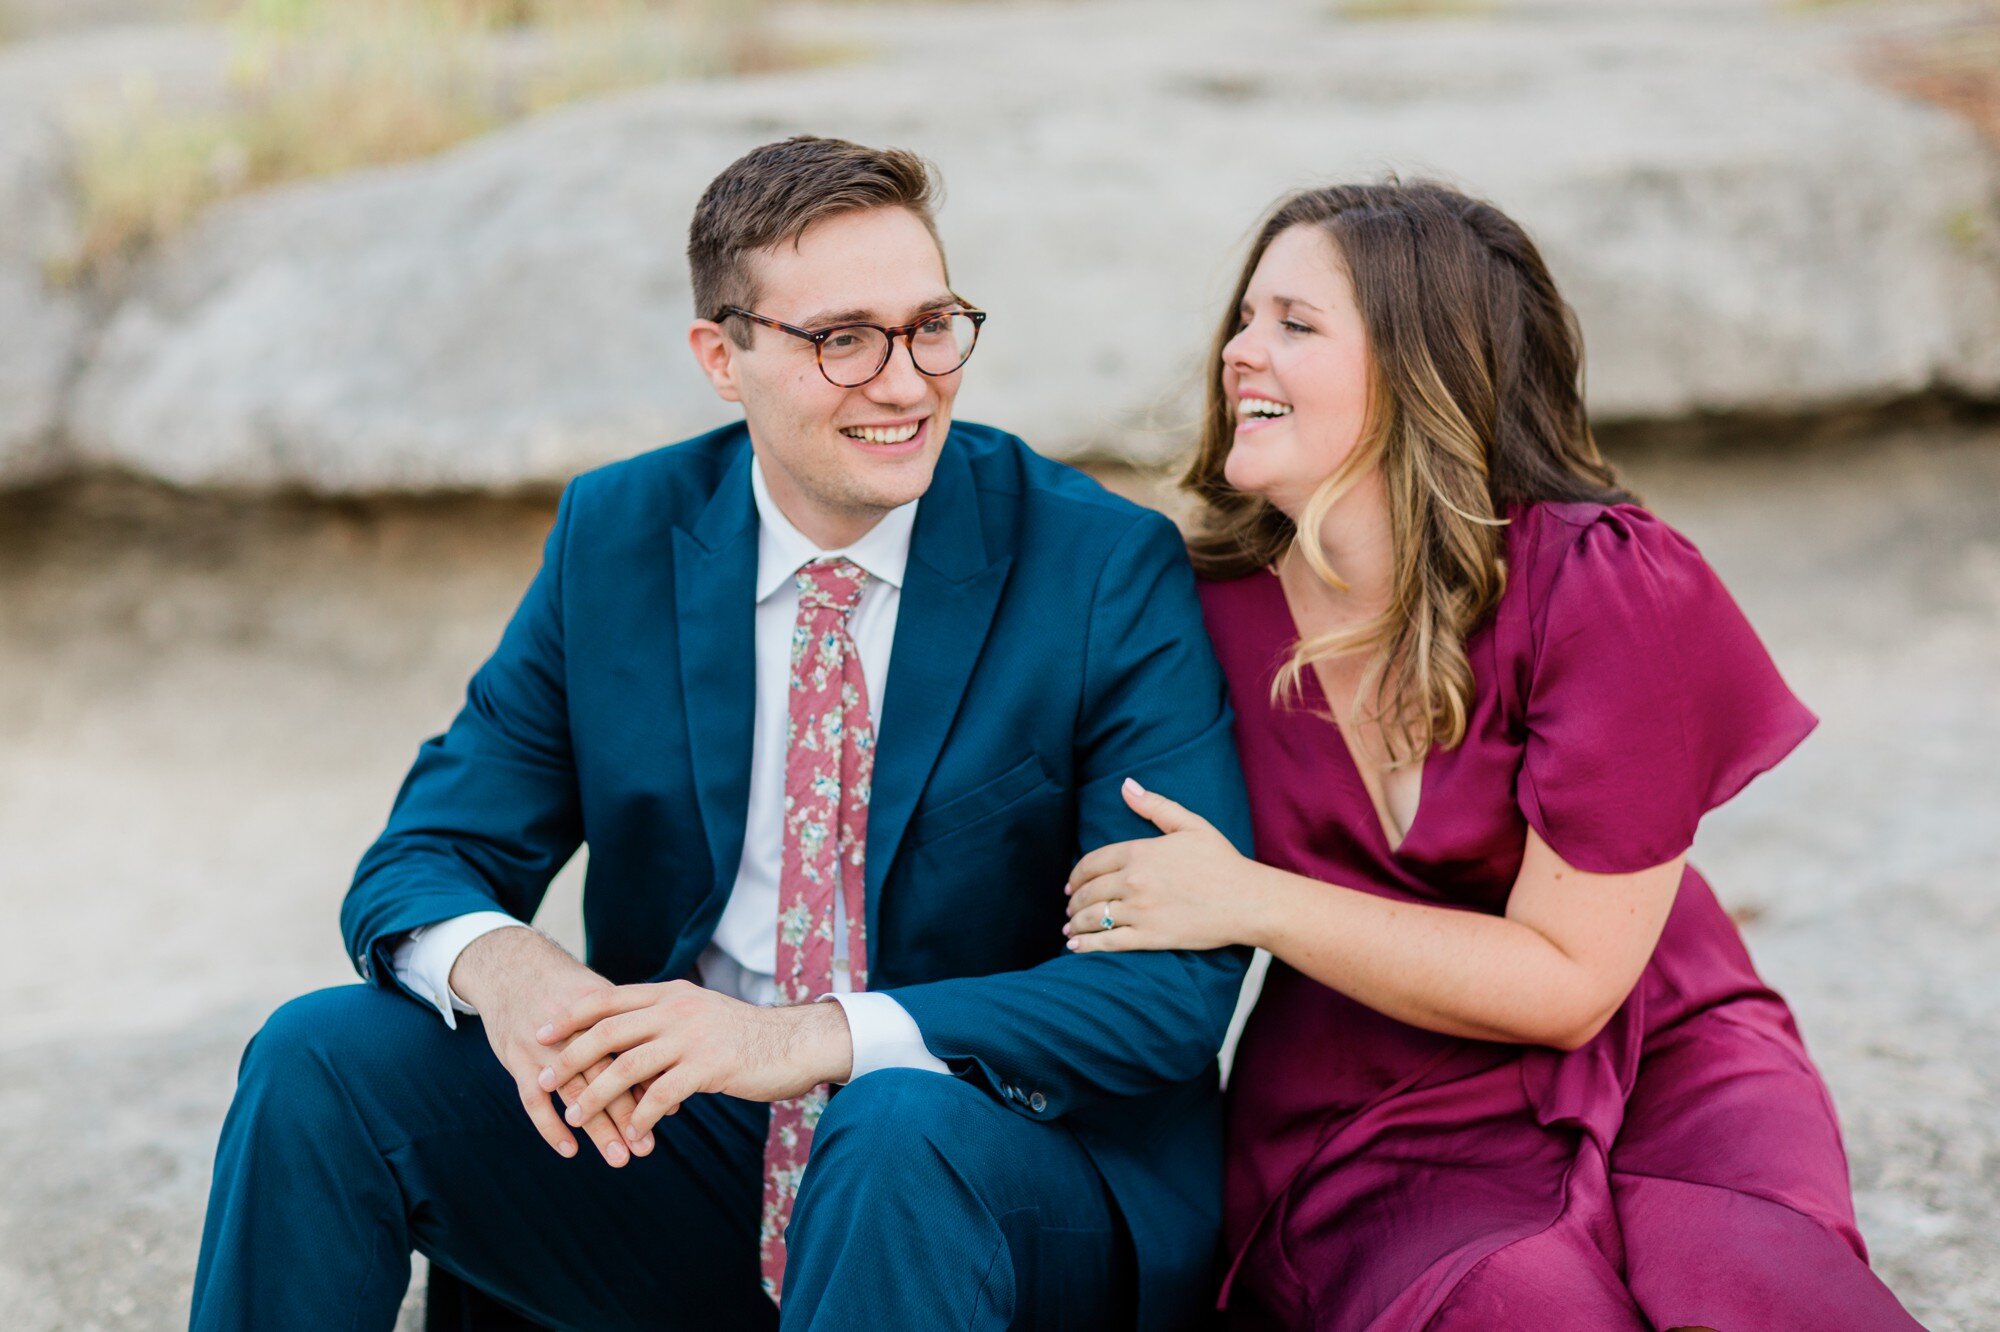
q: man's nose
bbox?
[864,336,930,403]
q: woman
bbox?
[1063,181,1919,1330]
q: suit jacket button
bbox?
[1028,1091,1047,1113]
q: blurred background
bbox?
[1,0,1997,1327]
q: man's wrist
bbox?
[448,924,550,1014]
[785,999,854,1086]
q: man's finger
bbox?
[1066,843,1131,895]
[567,1045,668,1127]
[560,1060,635,1168]
[539,1009,654,1091]
[516,1074,579,1160]
[627,1068,701,1141]
[536,983,659,1046]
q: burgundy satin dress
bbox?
[1201,501,1920,1330]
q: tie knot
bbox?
[795,557,869,617]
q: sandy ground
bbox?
[1,419,1996,1329]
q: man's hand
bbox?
[533,982,855,1147]
[449,926,653,1168]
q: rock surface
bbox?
[0,421,1995,1328]
[26,0,2000,489]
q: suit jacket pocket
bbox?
[906,753,1055,849]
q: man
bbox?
[191,136,1251,1331]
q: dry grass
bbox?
[1868,3,2000,152]
[60,0,775,281]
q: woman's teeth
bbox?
[1238,397,1293,420]
[841,421,922,444]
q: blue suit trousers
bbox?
[189,986,1134,1331]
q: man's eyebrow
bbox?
[797,294,963,328]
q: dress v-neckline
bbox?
[1262,565,1426,858]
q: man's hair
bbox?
[689,135,945,346]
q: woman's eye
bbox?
[1282,320,1313,335]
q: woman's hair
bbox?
[1183,178,1633,762]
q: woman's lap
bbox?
[1230,999,1917,1330]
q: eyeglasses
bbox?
[711,304,987,388]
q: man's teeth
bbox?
[1239,397,1293,419]
[841,421,922,444]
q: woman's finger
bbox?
[1065,842,1132,895]
[1067,922,1135,954]
[1064,873,1125,932]
[1122,778,1213,836]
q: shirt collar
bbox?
[751,453,917,603]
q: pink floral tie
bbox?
[760,557,875,1304]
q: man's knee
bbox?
[813,1068,988,1159]
[236,985,414,1113]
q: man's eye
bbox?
[825,332,864,351]
[917,317,950,336]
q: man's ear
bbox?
[688,319,743,403]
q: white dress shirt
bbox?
[389,454,949,1081]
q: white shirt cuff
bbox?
[387,911,524,1029]
[821,991,950,1082]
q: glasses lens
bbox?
[819,325,892,387]
[909,312,979,376]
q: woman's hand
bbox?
[1064,778,1256,953]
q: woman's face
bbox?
[1220,224,1374,520]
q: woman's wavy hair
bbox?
[1184,178,1633,762]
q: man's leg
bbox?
[783,1069,1135,1331]
[189,985,775,1332]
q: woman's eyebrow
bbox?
[1240,294,1326,316]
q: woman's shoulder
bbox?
[1504,499,1716,634]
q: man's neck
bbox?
[754,454,888,551]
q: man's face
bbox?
[690,206,964,546]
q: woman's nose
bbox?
[1224,326,1266,372]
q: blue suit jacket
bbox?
[341,421,1254,1326]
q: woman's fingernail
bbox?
[557,1139,576,1158]
[537,1067,556,1090]
[564,1106,583,1127]
[536,1024,556,1042]
[1066,939,1079,950]
[607,1142,628,1166]
[1123,777,1144,798]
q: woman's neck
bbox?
[1283,471,1396,617]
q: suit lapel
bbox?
[867,439,1012,945]
[673,439,758,914]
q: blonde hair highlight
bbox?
[1185,179,1631,763]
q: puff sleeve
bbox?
[1515,504,1817,874]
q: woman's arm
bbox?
[1066,780,1683,1051]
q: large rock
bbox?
[0,101,84,484]
[63,0,2000,489]
[0,23,236,484]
